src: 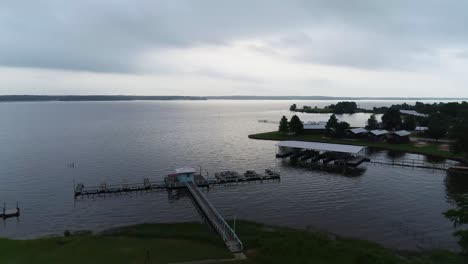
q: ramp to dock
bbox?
[185,181,243,253]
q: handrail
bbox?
[185,182,243,251]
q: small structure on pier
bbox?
[165,167,209,189]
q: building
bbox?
[367,129,389,141]
[400,110,428,118]
[345,128,368,138]
[387,130,411,144]
[303,121,327,134]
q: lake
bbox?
[0,100,465,250]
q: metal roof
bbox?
[175,167,197,174]
[303,124,326,130]
[275,140,365,154]
[400,110,428,117]
[415,126,428,131]
[369,129,389,136]
[348,128,368,134]
[393,130,411,137]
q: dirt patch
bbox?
[414,142,428,148]
[439,144,451,152]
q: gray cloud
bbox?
[1,0,468,72]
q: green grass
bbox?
[249,131,463,159]
[0,223,231,264]
[0,221,464,264]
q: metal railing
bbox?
[369,158,455,171]
[185,182,243,252]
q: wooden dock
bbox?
[74,170,280,198]
[185,181,243,253]
[369,158,454,171]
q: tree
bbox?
[366,114,378,130]
[449,117,468,155]
[334,121,350,138]
[289,104,297,111]
[402,116,416,131]
[278,116,289,133]
[326,114,338,129]
[333,101,358,114]
[427,113,448,140]
[381,108,402,130]
[289,115,304,134]
[444,194,468,254]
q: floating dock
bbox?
[74,169,280,197]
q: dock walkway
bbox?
[185,181,243,253]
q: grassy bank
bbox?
[0,221,464,264]
[249,131,463,160]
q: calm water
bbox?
[0,100,465,250]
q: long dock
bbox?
[185,181,243,253]
[369,158,455,171]
[74,170,280,197]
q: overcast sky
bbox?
[1,0,467,96]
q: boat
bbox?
[264,168,280,178]
[215,171,242,182]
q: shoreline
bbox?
[249,131,466,162]
[0,220,463,263]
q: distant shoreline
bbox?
[0,95,466,102]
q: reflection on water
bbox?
[445,173,468,204]
[0,100,465,251]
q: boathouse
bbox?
[400,110,428,118]
[387,130,411,144]
[276,141,366,156]
[345,128,368,138]
[367,129,389,141]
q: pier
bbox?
[369,158,456,171]
[74,167,264,253]
[74,168,280,197]
[186,181,243,252]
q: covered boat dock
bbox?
[275,141,368,168]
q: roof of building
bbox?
[275,140,365,154]
[392,130,411,137]
[400,110,428,117]
[175,167,197,174]
[347,128,368,134]
[369,129,389,136]
[415,126,428,131]
[303,124,327,130]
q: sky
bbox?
[0,0,468,97]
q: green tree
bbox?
[402,116,416,131]
[334,121,350,138]
[444,194,468,254]
[326,114,338,129]
[381,108,402,130]
[289,104,297,111]
[278,116,289,133]
[366,114,379,130]
[289,115,304,134]
[427,113,448,140]
[450,117,468,155]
